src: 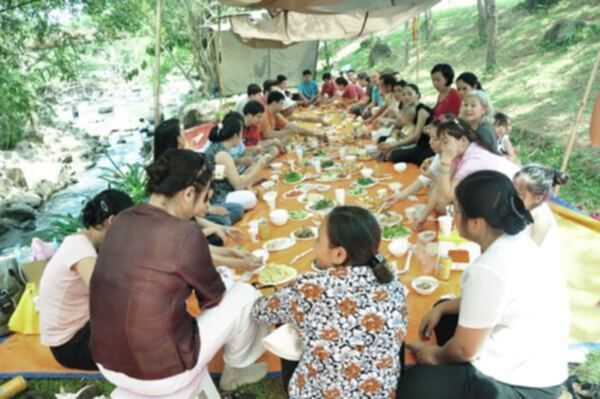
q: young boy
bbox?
[494,112,516,160]
[298,69,319,106]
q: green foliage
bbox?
[100,155,148,204]
[575,350,600,386]
[47,213,85,240]
[540,23,600,51]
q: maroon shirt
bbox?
[90,204,225,380]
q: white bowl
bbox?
[361,168,374,178]
[263,191,278,201]
[271,162,283,171]
[344,155,358,163]
[388,238,410,258]
[412,276,439,295]
[365,144,378,155]
[394,162,408,173]
[388,182,403,193]
[261,180,276,191]
[251,249,269,264]
[418,230,437,244]
[270,209,289,226]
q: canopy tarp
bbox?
[221,0,439,45]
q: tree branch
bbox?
[0,0,41,14]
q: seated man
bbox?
[317,72,336,104]
[334,76,365,107]
[297,69,319,106]
[349,72,373,116]
[234,83,263,114]
[274,74,290,97]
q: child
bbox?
[251,206,408,399]
[494,112,516,159]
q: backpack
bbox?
[0,254,26,337]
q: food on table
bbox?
[295,184,309,191]
[348,187,366,197]
[377,211,403,226]
[317,171,338,182]
[299,193,325,204]
[258,263,298,285]
[356,177,377,187]
[293,226,317,240]
[308,199,335,211]
[283,189,305,199]
[382,224,411,240]
[283,171,304,184]
[313,149,327,157]
[336,172,351,180]
[416,281,432,290]
[289,210,309,220]
[264,237,296,251]
[321,160,335,169]
[314,184,331,192]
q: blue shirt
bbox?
[299,80,319,100]
[372,86,384,106]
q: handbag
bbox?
[0,254,26,336]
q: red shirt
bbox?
[342,84,365,100]
[321,81,336,97]
[434,88,462,118]
[243,124,261,147]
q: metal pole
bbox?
[153,0,163,126]
[555,48,600,195]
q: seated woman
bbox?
[397,170,569,399]
[251,206,408,399]
[431,63,462,118]
[460,90,498,152]
[39,189,134,370]
[434,117,520,210]
[381,83,435,165]
[455,71,483,99]
[494,112,516,159]
[90,149,269,397]
[514,165,568,251]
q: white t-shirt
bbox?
[529,203,561,258]
[234,95,249,114]
[459,233,569,388]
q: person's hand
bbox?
[383,193,403,209]
[224,227,243,243]
[230,252,262,271]
[441,138,460,163]
[419,306,443,341]
[257,155,269,167]
[413,209,428,231]
[377,142,393,151]
[203,226,222,239]
[210,206,229,216]
[228,247,250,258]
[406,342,439,365]
[420,157,433,176]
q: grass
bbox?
[331,0,600,211]
[0,377,286,398]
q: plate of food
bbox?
[377,211,404,227]
[258,263,298,286]
[313,184,331,192]
[335,172,352,181]
[295,183,310,191]
[306,199,336,214]
[320,160,337,169]
[316,171,338,182]
[348,186,367,197]
[298,192,325,204]
[354,177,378,188]
[291,226,318,241]
[283,171,305,184]
[283,188,306,199]
[264,237,296,252]
[289,210,311,221]
[382,223,412,241]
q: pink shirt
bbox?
[39,234,97,346]
[342,84,365,100]
[454,143,520,181]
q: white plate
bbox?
[258,264,298,286]
[377,212,404,227]
[298,193,325,204]
[289,210,311,221]
[353,178,379,189]
[263,237,296,252]
[282,188,307,200]
[305,199,336,214]
[291,226,318,241]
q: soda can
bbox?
[436,255,452,281]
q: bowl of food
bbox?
[388,238,410,258]
[261,180,276,191]
[388,182,403,193]
[394,162,408,173]
[271,162,283,171]
[306,199,336,214]
[270,209,289,226]
[360,168,374,178]
[418,230,437,244]
[412,276,439,295]
[292,226,318,241]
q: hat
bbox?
[282,96,296,111]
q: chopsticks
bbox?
[399,246,413,274]
[291,248,313,264]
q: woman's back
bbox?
[204,141,235,204]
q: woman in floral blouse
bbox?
[251,206,409,398]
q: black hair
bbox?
[267,90,286,105]
[146,149,212,198]
[380,74,397,88]
[322,72,332,80]
[263,79,277,93]
[182,109,204,130]
[303,69,312,76]
[82,189,134,229]
[494,112,511,126]
[514,165,568,205]
[247,83,262,96]
[357,72,369,81]
[405,83,421,97]
[154,118,180,161]
[456,72,483,90]
[242,100,265,116]
[393,80,407,89]
[347,69,355,74]
[208,112,243,143]
[455,170,533,235]
[437,117,496,153]
[276,74,287,84]
[335,77,349,86]
[431,63,455,86]
[326,206,393,284]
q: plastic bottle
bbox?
[0,376,27,399]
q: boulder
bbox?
[368,41,393,67]
[1,203,36,222]
[543,19,587,44]
[33,179,57,200]
[11,193,43,208]
[98,105,114,114]
[61,154,73,164]
[5,168,28,188]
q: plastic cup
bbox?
[377,188,387,199]
[313,159,322,174]
[335,189,346,206]
[295,147,304,162]
[438,215,454,235]
[214,164,225,180]
[405,207,417,224]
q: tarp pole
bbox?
[153,0,162,126]
[555,48,600,195]
[217,5,224,107]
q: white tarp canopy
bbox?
[220,0,440,45]
[218,31,318,96]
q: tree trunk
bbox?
[425,9,433,42]
[477,0,488,41]
[485,0,497,70]
[404,21,410,64]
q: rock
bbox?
[0,221,9,236]
[368,40,392,67]
[1,203,36,222]
[117,138,127,144]
[33,179,57,200]
[11,193,42,208]
[61,155,73,164]
[20,219,36,231]
[98,105,114,114]
[5,168,28,188]
[543,19,587,44]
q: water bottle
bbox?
[0,376,27,399]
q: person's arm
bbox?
[504,137,516,160]
[209,246,262,270]
[530,210,552,246]
[384,178,426,208]
[75,257,96,286]
[437,140,461,205]
[215,151,268,190]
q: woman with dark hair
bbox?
[39,189,134,371]
[514,165,568,251]
[90,149,269,397]
[456,72,483,99]
[397,170,569,399]
[252,206,408,399]
[430,64,462,118]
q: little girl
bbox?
[252,206,408,399]
[494,112,516,159]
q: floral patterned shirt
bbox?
[251,266,408,399]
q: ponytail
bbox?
[209,112,243,143]
[515,164,569,205]
[368,253,394,284]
